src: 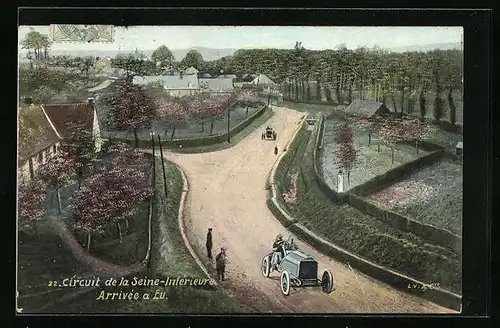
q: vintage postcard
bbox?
[17,24,463,314]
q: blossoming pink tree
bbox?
[235,89,260,118]
[156,97,190,139]
[333,122,359,185]
[379,118,407,164]
[69,143,153,251]
[18,179,46,237]
[38,152,77,213]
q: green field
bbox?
[277,124,461,293]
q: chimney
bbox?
[87,97,95,104]
[23,97,33,105]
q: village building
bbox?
[217,74,237,81]
[199,78,234,96]
[183,66,200,75]
[18,99,102,184]
[250,74,277,94]
[42,99,102,153]
[132,74,200,97]
[18,103,62,183]
[344,99,393,118]
[200,73,213,78]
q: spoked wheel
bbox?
[321,269,335,294]
[261,256,271,277]
[281,270,290,296]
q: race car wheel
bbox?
[321,269,335,294]
[281,270,290,296]
[261,255,271,277]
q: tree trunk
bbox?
[391,147,395,164]
[32,221,38,239]
[368,133,371,146]
[391,95,398,113]
[164,128,168,137]
[377,144,380,152]
[170,124,176,140]
[316,82,321,102]
[419,90,427,119]
[210,118,215,136]
[201,121,205,132]
[56,188,62,214]
[335,86,342,104]
[87,232,91,252]
[347,81,353,104]
[117,221,123,243]
[133,128,139,148]
[401,88,405,114]
[125,218,129,233]
[246,106,249,118]
[347,170,351,185]
[416,140,419,154]
[448,87,456,125]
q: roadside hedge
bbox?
[345,193,462,254]
[348,150,445,196]
[107,105,268,149]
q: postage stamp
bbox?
[50,24,114,43]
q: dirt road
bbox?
[162,106,455,313]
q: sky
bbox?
[18,25,463,52]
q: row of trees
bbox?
[110,43,462,124]
[103,77,261,146]
[230,43,462,124]
[334,114,432,185]
[18,141,153,251]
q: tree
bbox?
[70,145,153,251]
[32,85,58,103]
[334,142,359,185]
[38,152,76,213]
[156,97,190,139]
[103,78,157,147]
[152,45,175,70]
[21,30,51,60]
[59,120,99,189]
[18,179,46,237]
[333,122,358,185]
[180,50,204,70]
[352,115,384,147]
[379,118,406,164]
[235,90,260,118]
[401,117,437,153]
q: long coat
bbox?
[206,231,213,248]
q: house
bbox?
[241,74,256,82]
[199,78,234,96]
[217,74,237,81]
[201,73,213,78]
[251,74,277,93]
[184,66,199,75]
[42,99,103,153]
[133,74,200,97]
[344,99,393,118]
[18,103,62,183]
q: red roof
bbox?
[18,104,62,163]
[42,102,95,138]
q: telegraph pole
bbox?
[157,135,168,198]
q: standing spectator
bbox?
[215,247,228,281]
[206,228,213,259]
[274,145,279,156]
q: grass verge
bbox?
[275,124,462,294]
[48,158,251,313]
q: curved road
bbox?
[163,106,455,313]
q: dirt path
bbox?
[163,106,455,313]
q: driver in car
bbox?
[272,234,285,266]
